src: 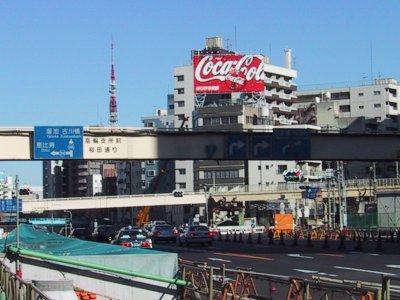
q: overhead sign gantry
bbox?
[0,126,399,161]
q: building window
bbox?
[374,91,381,95]
[358,105,364,109]
[221,116,229,124]
[176,75,184,81]
[277,165,287,174]
[358,92,364,96]
[178,169,186,175]
[211,117,221,125]
[177,101,185,107]
[229,116,238,124]
[374,103,381,108]
[169,104,174,109]
[339,105,350,112]
[203,118,211,126]
[146,160,155,165]
[147,170,155,177]
[176,88,184,94]
[146,122,154,127]
[178,183,186,189]
[204,170,239,179]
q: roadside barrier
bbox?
[257,233,262,245]
[355,234,363,251]
[225,232,230,242]
[375,231,384,252]
[338,234,346,249]
[323,233,330,249]
[292,232,298,247]
[238,232,243,243]
[247,232,252,244]
[279,231,285,246]
[233,231,237,242]
[306,232,313,247]
[268,230,274,245]
[179,260,390,300]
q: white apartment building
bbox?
[297,78,400,132]
[296,78,400,179]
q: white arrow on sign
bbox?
[229,139,245,155]
[253,140,270,156]
[50,150,73,158]
[288,253,313,259]
[282,140,302,154]
[208,258,232,263]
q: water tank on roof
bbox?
[206,37,222,49]
[324,92,331,100]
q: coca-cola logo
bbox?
[194,54,264,92]
[225,69,246,91]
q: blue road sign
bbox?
[34,126,83,159]
[272,129,310,159]
[226,135,247,159]
[0,199,22,213]
[251,135,272,159]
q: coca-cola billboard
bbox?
[193,54,265,93]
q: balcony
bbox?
[386,105,398,115]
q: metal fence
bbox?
[0,258,51,300]
[178,260,400,299]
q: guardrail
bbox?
[179,260,400,300]
[0,256,51,300]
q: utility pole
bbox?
[337,161,347,229]
[15,175,21,291]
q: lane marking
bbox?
[288,253,313,259]
[386,265,400,268]
[214,252,273,261]
[334,266,397,276]
[294,269,338,277]
[208,257,232,263]
[293,269,317,274]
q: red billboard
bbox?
[193,54,265,93]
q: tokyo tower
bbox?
[109,40,118,127]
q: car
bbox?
[112,229,153,248]
[178,225,214,247]
[69,228,92,240]
[151,224,177,244]
[92,225,116,243]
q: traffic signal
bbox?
[173,191,184,197]
[283,169,303,182]
[19,188,30,195]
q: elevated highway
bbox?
[1,126,400,161]
[22,178,400,213]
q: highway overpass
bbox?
[22,178,400,213]
[1,126,400,161]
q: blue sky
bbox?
[1,1,400,187]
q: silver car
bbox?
[178,225,214,247]
[151,224,177,244]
